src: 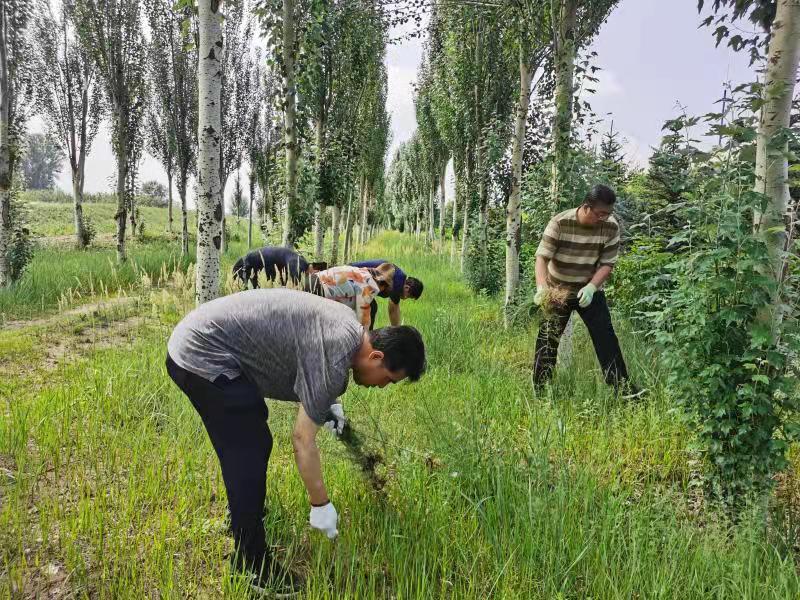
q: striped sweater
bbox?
[535,208,620,293]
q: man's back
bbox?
[167,288,363,424]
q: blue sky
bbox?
[40,0,756,197]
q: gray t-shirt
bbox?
[167,288,363,425]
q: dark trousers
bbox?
[533,291,629,387]
[369,299,378,330]
[166,355,273,574]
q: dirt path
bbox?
[0,293,161,378]
[1,295,140,332]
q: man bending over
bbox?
[349,259,424,329]
[166,288,426,596]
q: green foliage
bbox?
[7,192,35,283]
[464,208,505,295]
[20,133,64,190]
[605,237,674,328]
[653,161,799,506]
[80,216,97,248]
[138,180,168,207]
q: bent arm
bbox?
[388,300,401,326]
[590,265,613,289]
[292,404,329,506]
[535,256,550,288]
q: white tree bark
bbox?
[439,162,446,239]
[281,0,298,248]
[754,0,800,282]
[505,52,534,324]
[196,0,223,304]
[0,6,11,288]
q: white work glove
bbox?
[533,285,547,306]
[309,502,338,539]
[323,403,346,436]
[577,283,597,308]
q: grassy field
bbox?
[1,203,263,322]
[1,207,799,598]
[26,201,198,238]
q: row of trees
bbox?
[0,0,392,296]
[382,0,619,322]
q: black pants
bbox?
[166,355,273,574]
[368,299,378,330]
[533,291,628,387]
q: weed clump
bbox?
[336,422,389,492]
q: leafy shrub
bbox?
[464,209,505,296]
[7,192,35,281]
[653,184,800,507]
[80,216,97,247]
[606,237,674,329]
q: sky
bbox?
[35,0,756,200]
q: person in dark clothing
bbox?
[166,289,426,597]
[349,259,424,329]
[232,246,310,289]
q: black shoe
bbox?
[248,561,304,598]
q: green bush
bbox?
[606,237,674,329]
[464,209,505,296]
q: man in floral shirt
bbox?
[305,264,396,330]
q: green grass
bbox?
[1,230,799,598]
[0,204,263,321]
[26,201,197,237]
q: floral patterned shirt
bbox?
[314,266,381,329]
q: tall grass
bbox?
[0,232,798,598]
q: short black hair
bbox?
[405,277,424,299]
[584,184,616,207]
[369,325,427,381]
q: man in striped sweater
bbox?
[533,184,633,391]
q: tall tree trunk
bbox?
[72,173,87,248]
[451,159,460,259]
[343,186,353,263]
[0,5,10,287]
[460,150,472,272]
[167,166,174,233]
[551,0,577,207]
[248,168,256,249]
[358,174,368,246]
[330,203,341,266]
[505,51,534,324]
[754,0,800,285]
[439,162,446,239]
[115,119,128,261]
[428,182,435,242]
[220,171,229,253]
[314,117,325,260]
[281,0,298,248]
[179,176,189,257]
[196,0,223,304]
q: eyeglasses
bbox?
[587,205,612,220]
